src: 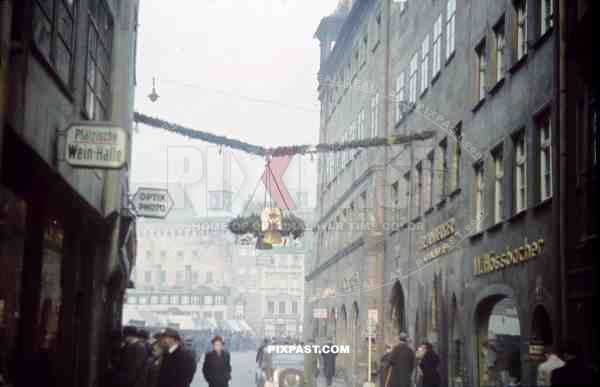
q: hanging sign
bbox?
[131,187,174,219]
[65,123,128,169]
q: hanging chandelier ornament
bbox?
[148,77,160,103]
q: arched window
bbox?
[390,280,407,333]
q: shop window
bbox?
[477,296,522,387]
[0,189,27,386]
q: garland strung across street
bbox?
[133,112,436,156]
[133,112,436,249]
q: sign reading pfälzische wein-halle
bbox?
[65,124,128,169]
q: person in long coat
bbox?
[378,344,393,387]
[419,342,441,387]
[202,335,232,387]
[321,339,337,386]
[157,328,197,387]
[387,333,415,387]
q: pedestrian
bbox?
[256,338,269,368]
[537,346,564,387]
[112,326,151,387]
[202,335,232,387]
[378,343,393,387]
[551,340,593,386]
[156,328,197,387]
[386,333,415,387]
[321,338,337,386]
[419,342,440,387]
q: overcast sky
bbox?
[130,0,340,213]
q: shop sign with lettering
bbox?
[474,238,545,276]
[65,123,127,169]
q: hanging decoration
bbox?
[133,112,435,157]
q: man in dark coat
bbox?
[113,326,151,387]
[419,342,441,387]
[378,343,393,387]
[321,339,337,386]
[551,340,594,386]
[202,335,232,387]
[388,333,415,387]
[157,328,197,387]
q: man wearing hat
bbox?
[112,326,151,387]
[156,328,197,387]
[386,333,415,387]
[202,335,232,387]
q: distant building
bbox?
[124,186,236,329]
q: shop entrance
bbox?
[476,296,522,387]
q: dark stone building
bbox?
[0,1,138,386]
[309,0,597,386]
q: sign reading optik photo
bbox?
[65,123,128,169]
[132,188,174,219]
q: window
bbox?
[33,0,77,85]
[358,109,366,140]
[279,301,286,314]
[401,172,411,222]
[373,9,382,50]
[370,95,379,138]
[292,301,299,314]
[493,147,504,223]
[159,269,166,284]
[395,72,406,123]
[268,301,275,314]
[540,0,554,35]
[450,124,462,191]
[538,113,553,201]
[181,295,190,305]
[437,139,448,200]
[409,53,419,104]
[414,162,423,217]
[144,271,152,283]
[85,0,113,120]
[203,295,214,305]
[170,295,179,305]
[420,34,430,95]
[160,295,169,304]
[475,40,487,101]
[514,131,528,213]
[424,151,434,210]
[394,0,408,13]
[215,296,225,305]
[514,0,528,61]
[446,0,456,60]
[433,15,443,77]
[493,18,506,83]
[474,164,485,231]
[362,32,368,66]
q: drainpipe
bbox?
[554,0,567,343]
[0,0,12,165]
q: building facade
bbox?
[0,1,138,387]
[306,1,579,386]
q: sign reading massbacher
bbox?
[65,123,128,169]
[474,238,545,276]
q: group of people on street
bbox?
[109,326,236,387]
[109,326,197,387]
[375,333,593,387]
